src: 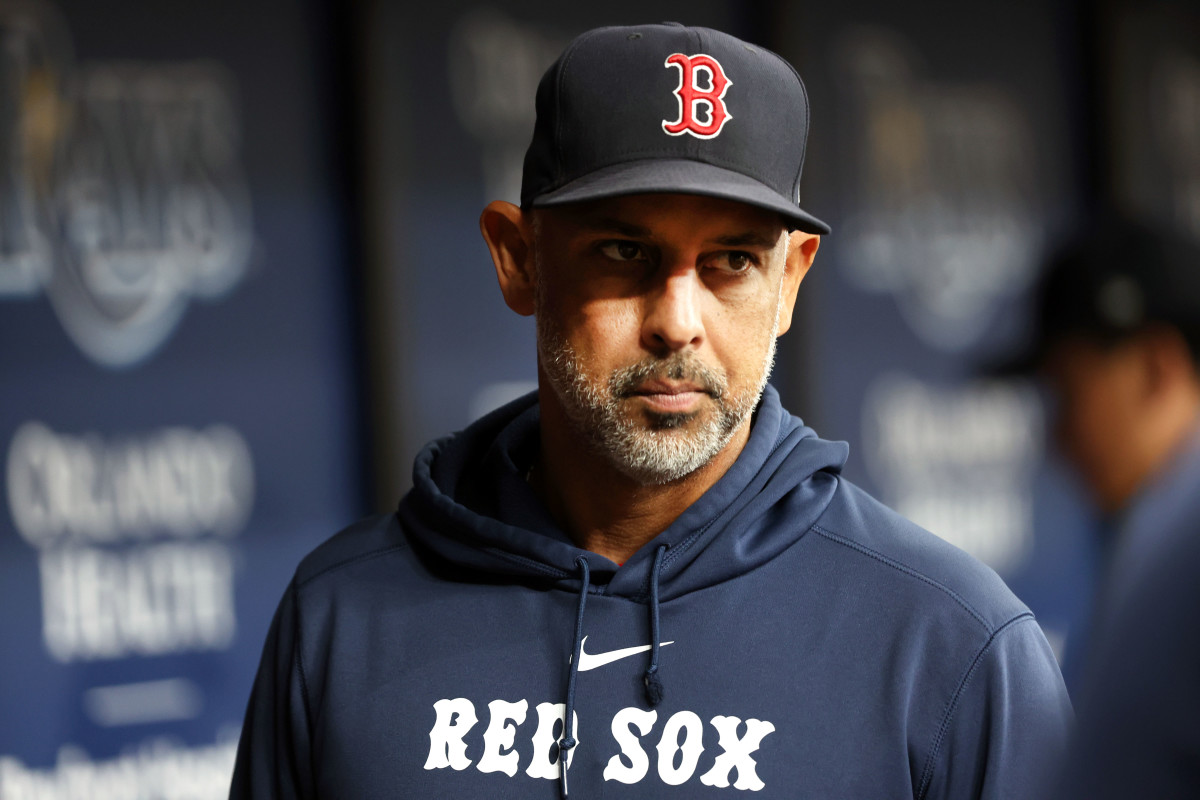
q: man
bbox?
[1014,219,1200,798]
[231,22,1070,798]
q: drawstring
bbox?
[559,555,590,798]
[558,545,668,796]
[642,544,667,706]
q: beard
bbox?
[537,305,780,486]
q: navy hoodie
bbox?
[230,386,1072,799]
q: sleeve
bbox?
[919,615,1074,800]
[229,578,316,799]
[1052,536,1200,799]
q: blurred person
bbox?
[230,22,1070,798]
[1006,218,1200,798]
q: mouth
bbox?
[628,380,710,414]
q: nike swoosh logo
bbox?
[574,636,675,672]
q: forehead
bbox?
[534,193,789,242]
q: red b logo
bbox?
[662,53,732,139]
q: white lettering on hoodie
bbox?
[424,697,774,791]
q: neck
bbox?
[531,389,751,565]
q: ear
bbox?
[480,201,536,316]
[775,231,820,336]
[1139,325,1195,401]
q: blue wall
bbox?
[0,0,363,788]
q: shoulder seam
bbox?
[811,524,993,633]
[297,543,410,590]
[916,613,1037,799]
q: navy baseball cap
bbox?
[993,217,1200,375]
[520,22,831,235]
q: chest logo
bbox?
[662,53,732,139]
[575,636,675,672]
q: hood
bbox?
[399,384,848,602]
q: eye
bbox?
[711,251,757,273]
[598,240,649,262]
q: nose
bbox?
[641,270,704,353]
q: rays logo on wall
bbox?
[448,8,564,204]
[0,0,253,369]
[832,27,1040,353]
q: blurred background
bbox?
[0,0,1197,794]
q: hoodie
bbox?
[230,386,1071,799]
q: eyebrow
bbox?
[576,218,781,249]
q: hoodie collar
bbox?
[400,384,848,598]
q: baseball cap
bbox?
[520,22,831,235]
[994,216,1200,374]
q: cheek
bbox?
[1055,376,1135,488]
[710,295,780,376]
[1056,394,1108,464]
[550,294,643,363]
[591,300,642,342]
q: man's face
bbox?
[530,193,809,485]
[1042,337,1147,513]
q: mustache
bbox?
[610,353,727,399]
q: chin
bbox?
[642,409,702,430]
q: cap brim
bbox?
[979,324,1060,378]
[529,158,831,235]
[981,344,1045,378]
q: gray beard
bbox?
[537,308,780,486]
